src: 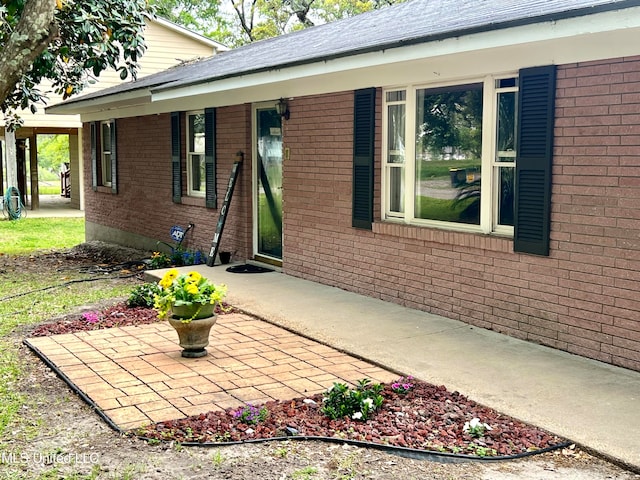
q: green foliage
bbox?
[37,134,69,175]
[233,403,268,425]
[1,0,152,126]
[126,282,162,308]
[151,0,405,48]
[148,251,171,269]
[415,195,476,223]
[321,379,383,421]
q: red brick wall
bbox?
[282,62,640,372]
[83,105,253,262]
[84,57,640,372]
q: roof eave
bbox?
[46,88,152,116]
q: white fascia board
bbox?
[46,88,152,117]
[151,6,640,104]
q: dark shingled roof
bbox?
[61,0,640,104]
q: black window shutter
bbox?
[514,65,556,256]
[170,112,182,204]
[204,107,217,209]
[90,122,98,191]
[109,119,117,194]
[352,88,376,229]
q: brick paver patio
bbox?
[26,313,397,430]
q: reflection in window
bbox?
[414,84,483,225]
[187,112,205,196]
[385,92,406,214]
[100,121,112,186]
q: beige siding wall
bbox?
[2,20,217,130]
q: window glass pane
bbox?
[387,104,405,164]
[497,91,516,160]
[497,78,517,88]
[414,84,483,224]
[190,154,204,191]
[189,113,205,152]
[389,166,404,213]
[103,153,112,184]
[498,166,515,226]
[101,123,111,152]
[386,91,406,102]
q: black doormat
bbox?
[226,264,274,274]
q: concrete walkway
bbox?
[21,195,84,218]
[148,263,640,472]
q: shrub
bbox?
[321,379,383,421]
[127,283,162,308]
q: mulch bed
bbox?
[29,301,569,458]
[135,383,566,457]
[30,302,233,337]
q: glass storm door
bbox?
[255,107,283,261]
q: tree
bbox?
[150,0,231,39]
[150,0,404,48]
[227,0,404,46]
[37,134,70,175]
[0,0,153,128]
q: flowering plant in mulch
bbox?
[463,417,493,438]
[135,378,568,457]
[391,375,414,394]
[30,303,161,336]
[234,404,268,425]
[153,269,227,322]
[321,379,384,421]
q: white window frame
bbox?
[186,110,205,197]
[382,74,517,236]
[100,120,112,188]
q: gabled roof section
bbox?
[51,0,640,109]
[150,16,229,53]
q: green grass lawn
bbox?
[0,217,135,440]
[0,217,85,255]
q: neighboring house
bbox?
[49,0,640,373]
[0,16,226,211]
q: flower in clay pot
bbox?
[154,269,227,323]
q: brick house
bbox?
[0,17,225,211]
[50,0,640,372]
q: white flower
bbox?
[352,412,363,420]
[362,398,374,408]
[464,417,492,434]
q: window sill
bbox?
[373,221,513,253]
[95,186,114,194]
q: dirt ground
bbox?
[1,242,638,479]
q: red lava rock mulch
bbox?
[29,302,234,337]
[29,302,569,458]
[135,381,568,457]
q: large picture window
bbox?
[186,111,205,197]
[383,76,518,235]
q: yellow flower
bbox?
[159,268,179,289]
[186,283,199,295]
[186,271,202,283]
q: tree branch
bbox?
[0,0,58,109]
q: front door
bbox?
[254,105,283,263]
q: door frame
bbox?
[252,100,283,266]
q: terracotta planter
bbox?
[168,302,217,358]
